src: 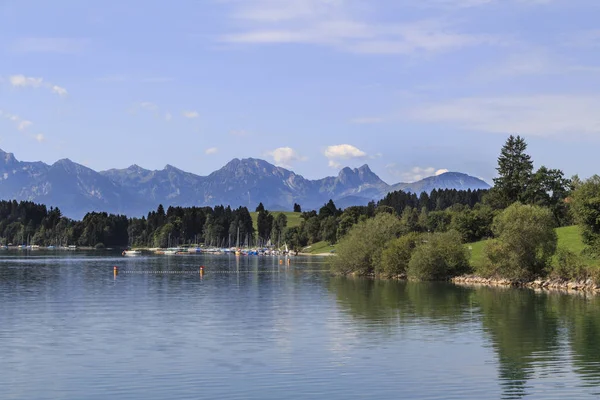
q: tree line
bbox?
[0,190,493,251]
[332,135,586,283]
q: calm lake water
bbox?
[1,252,600,399]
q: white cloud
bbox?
[407,95,600,136]
[51,85,68,96]
[0,110,44,142]
[471,50,600,80]
[165,112,172,121]
[182,111,199,119]
[387,164,445,182]
[221,0,501,55]
[139,102,158,111]
[267,147,306,167]
[324,144,367,168]
[9,75,43,88]
[8,75,68,96]
[205,147,218,155]
[17,120,32,131]
[11,37,89,54]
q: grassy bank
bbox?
[467,225,599,269]
[302,241,336,255]
[250,211,302,231]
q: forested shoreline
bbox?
[332,135,600,286]
[4,134,600,288]
[0,187,487,250]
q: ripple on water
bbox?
[2,254,600,399]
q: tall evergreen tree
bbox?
[492,135,534,206]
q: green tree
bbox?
[407,230,470,281]
[271,213,288,247]
[524,166,571,225]
[293,203,302,213]
[330,213,403,276]
[257,210,274,243]
[256,203,265,213]
[320,216,338,244]
[482,203,557,280]
[491,135,534,207]
[571,175,600,254]
[376,232,422,278]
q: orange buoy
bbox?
[113,266,119,276]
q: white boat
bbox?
[122,250,142,257]
[163,248,181,255]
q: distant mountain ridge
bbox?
[0,149,490,219]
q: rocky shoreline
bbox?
[452,275,600,293]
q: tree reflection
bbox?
[328,279,600,398]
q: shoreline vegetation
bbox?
[331,135,600,294]
[3,135,600,296]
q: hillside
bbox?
[468,226,598,268]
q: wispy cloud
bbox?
[220,0,501,55]
[350,117,384,124]
[0,110,32,131]
[470,50,600,80]
[0,109,45,142]
[386,164,448,182]
[11,37,89,54]
[324,144,367,168]
[139,102,159,111]
[8,74,68,96]
[267,147,307,168]
[413,0,554,8]
[182,111,199,119]
[407,95,600,137]
[205,147,218,155]
[96,75,175,83]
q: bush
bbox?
[406,230,470,281]
[552,248,589,281]
[482,203,557,281]
[376,232,422,278]
[570,175,600,254]
[330,213,403,276]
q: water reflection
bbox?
[3,255,600,399]
[330,278,600,398]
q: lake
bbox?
[1,252,600,399]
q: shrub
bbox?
[552,248,588,281]
[482,203,557,281]
[376,232,422,278]
[330,213,403,276]
[570,175,600,254]
[406,230,470,281]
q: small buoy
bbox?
[279,260,283,265]
[113,266,119,276]
[200,266,204,276]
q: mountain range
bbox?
[0,149,490,219]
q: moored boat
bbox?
[122,250,142,256]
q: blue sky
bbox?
[1,0,600,184]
